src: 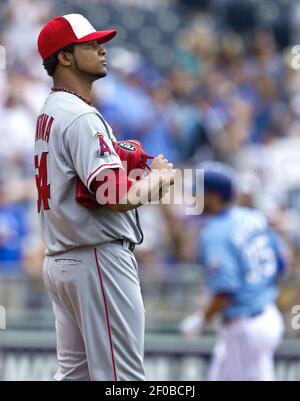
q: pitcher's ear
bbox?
[57,51,73,67]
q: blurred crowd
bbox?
[0,0,300,317]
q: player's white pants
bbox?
[43,242,145,381]
[207,303,285,381]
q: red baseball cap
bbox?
[37,13,117,61]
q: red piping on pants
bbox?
[94,248,117,381]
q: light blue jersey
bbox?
[199,206,286,319]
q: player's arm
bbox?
[178,293,232,337]
[179,235,239,337]
[65,114,175,211]
[268,228,289,279]
[93,155,176,212]
[203,293,233,323]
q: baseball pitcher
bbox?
[35,14,175,381]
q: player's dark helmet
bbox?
[198,161,237,202]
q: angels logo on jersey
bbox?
[96,132,111,157]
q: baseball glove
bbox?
[113,139,154,174]
[75,139,154,208]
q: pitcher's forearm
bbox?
[107,171,171,212]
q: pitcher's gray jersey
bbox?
[34,91,143,255]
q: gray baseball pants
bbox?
[43,240,145,381]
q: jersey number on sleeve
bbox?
[34,152,50,212]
